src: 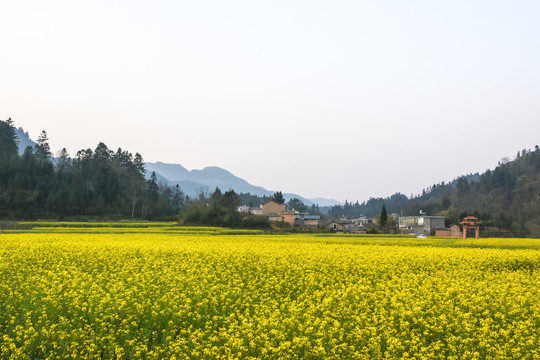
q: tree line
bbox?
[0,119,186,220]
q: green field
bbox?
[1,223,539,359]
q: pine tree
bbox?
[380,204,388,227]
[272,191,285,204]
[35,130,51,162]
[0,118,19,161]
[171,184,184,212]
[147,172,159,202]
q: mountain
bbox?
[143,162,190,181]
[15,128,36,155]
[145,162,340,206]
[145,162,271,197]
[308,197,342,207]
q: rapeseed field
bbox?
[1,224,539,359]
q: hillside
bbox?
[330,147,540,237]
[408,148,540,236]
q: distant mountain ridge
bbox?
[145,162,341,206]
[15,128,36,155]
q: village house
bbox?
[260,200,286,222]
[327,221,348,232]
[434,228,451,237]
[304,215,321,228]
[280,212,303,226]
[237,200,321,228]
[398,214,445,236]
[389,213,400,221]
[327,221,367,234]
[283,212,303,226]
[348,224,368,234]
[261,200,286,215]
[434,224,463,237]
[237,205,251,213]
[280,212,321,228]
[350,216,374,226]
[237,205,263,215]
[238,201,286,221]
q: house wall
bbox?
[304,219,319,228]
[400,216,445,235]
[262,201,286,215]
[400,225,424,235]
[328,222,345,232]
[349,228,367,234]
[424,217,445,235]
[434,229,452,237]
[281,213,296,226]
[351,218,373,225]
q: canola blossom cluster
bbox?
[1,226,539,359]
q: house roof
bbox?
[328,221,349,225]
[262,200,285,206]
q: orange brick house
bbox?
[280,213,320,228]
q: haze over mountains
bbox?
[144,162,339,206]
[14,128,340,206]
[15,128,36,155]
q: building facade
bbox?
[327,221,367,234]
[399,215,446,236]
[261,201,286,215]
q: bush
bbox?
[241,215,270,229]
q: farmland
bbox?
[1,224,539,359]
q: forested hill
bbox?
[328,147,540,237]
[0,119,183,220]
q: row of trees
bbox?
[179,188,270,228]
[327,193,409,220]
[0,119,183,220]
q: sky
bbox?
[1,1,540,203]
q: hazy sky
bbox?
[2,1,539,202]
